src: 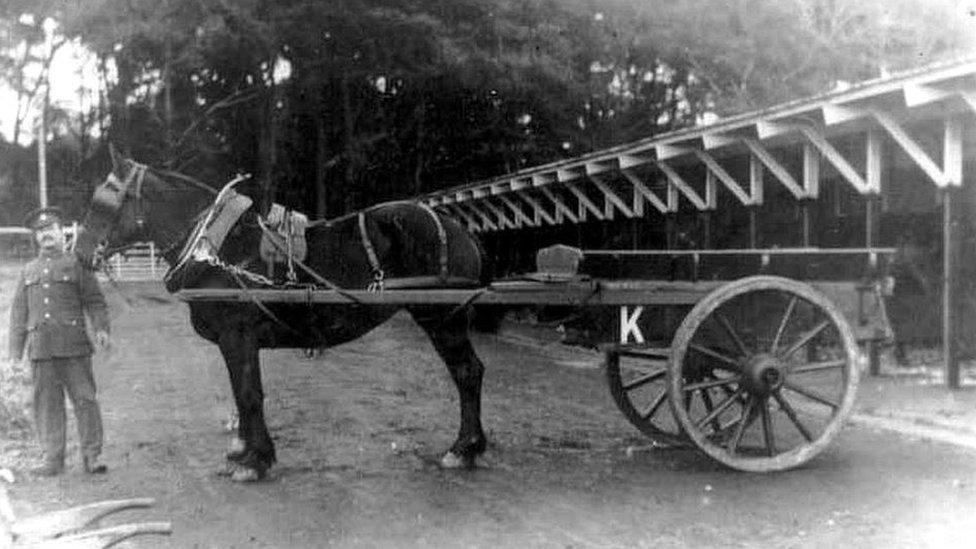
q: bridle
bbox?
[88,160,217,259]
[92,161,148,232]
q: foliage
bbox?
[0,265,32,440]
[0,0,972,221]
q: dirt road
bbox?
[5,282,976,548]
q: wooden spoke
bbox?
[770,296,798,353]
[638,390,668,421]
[790,359,847,374]
[760,398,775,456]
[773,391,814,442]
[783,381,839,410]
[694,388,746,431]
[622,368,667,391]
[715,312,750,358]
[682,375,741,393]
[668,276,859,472]
[700,389,722,432]
[689,343,741,369]
[779,320,830,359]
[727,396,755,455]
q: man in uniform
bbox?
[6,207,111,476]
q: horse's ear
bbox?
[108,143,126,176]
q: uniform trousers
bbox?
[31,355,103,465]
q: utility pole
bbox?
[37,86,49,208]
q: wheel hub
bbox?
[741,354,785,396]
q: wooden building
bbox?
[415,57,976,388]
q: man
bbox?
[6,207,111,476]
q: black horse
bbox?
[76,147,489,481]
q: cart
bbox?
[178,245,894,473]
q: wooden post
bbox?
[943,187,961,388]
[748,207,759,249]
[665,214,675,249]
[700,211,711,249]
[865,194,881,376]
[37,93,48,208]
[801,201,812,247]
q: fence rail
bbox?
[103,243,168,281]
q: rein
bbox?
[92,161,480,333]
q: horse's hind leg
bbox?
[410,306,487,468]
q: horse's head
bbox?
[76,145,149,268]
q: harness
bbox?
[93,163,148,229]
[356,203,458,291]
[92,163,479,336]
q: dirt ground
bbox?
[3,281,976,548]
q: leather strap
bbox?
[358,212,384,290]
[417,203,449,282]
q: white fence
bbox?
[103,243,168,281]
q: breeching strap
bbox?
[418,203,450,283]
[358,213,384,291]
[357,205,451,291]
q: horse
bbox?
[75,147,489,482]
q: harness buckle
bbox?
[367,269,385,292]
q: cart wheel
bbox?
[668,276,859,472]
[606,346,686,446]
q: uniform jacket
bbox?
[7,250,110,360]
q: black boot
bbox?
[83,456,107,474]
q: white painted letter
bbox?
[620,306,645,344]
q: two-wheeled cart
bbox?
[179,245,894,473]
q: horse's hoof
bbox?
[227,436,246,459]
[217,461,238,477]
[439,451,474,469]
[231,466,262,482]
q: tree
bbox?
[1,0,971,224]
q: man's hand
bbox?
[93,331,111,352]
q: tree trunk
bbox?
[412,101,427,195]
[315,116,328,218]
[341,72,356,212]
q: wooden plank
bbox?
[444,204,479,231]
[944,116,964,187]
[701,133,738,150]
[655,161,709,210]
[803,142,820,198]
[496,194,537,227]
[871,109,950,187]
[588,173,635,217]
[822,104,863,125]
[943,187,961,388]
[866,127,883,193]
[177,281,721,307]
[743,139,804,199]
[461,202,498,231]
[564,181,605,220]
[749,154,764,206]
[515,192,557,225]
[693,150,751,205]
[537,187,578,223]
[797,126,871,194]
[621,170,669,213]
[903,83,955,107]
[480,199,516,229]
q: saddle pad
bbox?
[199,191,253,255]
[259,204,309,264]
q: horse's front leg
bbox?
[412,307,487,468]
[218,331,276,481]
